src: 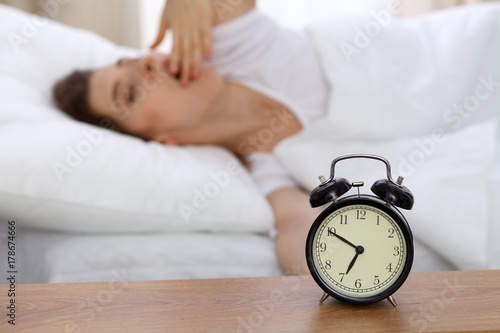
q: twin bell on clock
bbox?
[306,154,415,307]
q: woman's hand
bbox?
[150,0,213,85]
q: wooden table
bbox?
[2,270,500,332]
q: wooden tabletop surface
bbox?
[1,269,500,332]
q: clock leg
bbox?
[387,295,397,307]
[319,292,329,303]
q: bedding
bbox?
[276,3,500,270]
[8,227,282,283]
[0,227,452,284]
[0,3,273,234]
[276,121,496,270]
[304,3,500,142]
[1,3,498,283]
[0,3,279,283]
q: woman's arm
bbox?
[267,186,324,276]
[151,0,256,85]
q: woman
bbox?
[54,0,328,276]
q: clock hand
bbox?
[346,245,364,275]
[346,253,359,275]
[333,232,357,249]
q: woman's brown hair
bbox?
[52,70,127,134]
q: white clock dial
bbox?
[312,204,407,298]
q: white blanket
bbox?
[275,4,500,270]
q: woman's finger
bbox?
[169,24,181,74]
[180,33,192,85]
[191,31,202,78]
[200,15,212,59]
[187,8,202,78]
[150,21,168,49]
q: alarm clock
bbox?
[306,154,414,307]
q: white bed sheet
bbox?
[0,225,454,285]
[6,228,282,284]
[487,145,500,270]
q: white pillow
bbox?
[275,120,496,270]
[305,3,500,142]
[0,4,274,233]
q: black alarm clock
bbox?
[306,154,414,307]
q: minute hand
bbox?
[333,233,357,249]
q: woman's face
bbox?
[88,53,224,143]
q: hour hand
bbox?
[346,246,364,275]
[346,253,359,275]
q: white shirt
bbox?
[204,9,330,195]
[205,9,329,128]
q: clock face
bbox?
[307,196,413,303]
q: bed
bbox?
[1,3,499,284]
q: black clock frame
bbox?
[305,194,414,304]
